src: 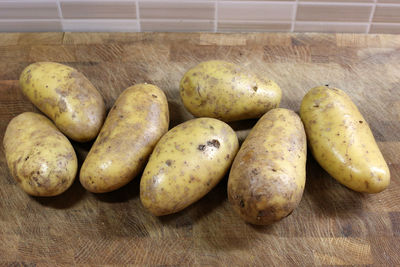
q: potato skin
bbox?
[140,118,239,216]
[19,62,106,142]
[300,86,390,193]
[3,112,77,196]
[80,84,169,193]
[228,108,306,225]
[180,60,281,122]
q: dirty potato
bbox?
[140,118,239,216]
[300,85,390,193]
[80,84,169,193]
[3,112,77,196]
[228,108,307,225]
[180,60,282,122]
[19,62,106,142]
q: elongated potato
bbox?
[228,108,307,225]
[300,86,390,193]
[3,112,77,196]
[80,84,169,193]
[19,62,106,142]
[140,118,239,216]
[180,60,281,122]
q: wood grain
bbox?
[0,32,399,266]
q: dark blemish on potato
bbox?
[25,156,30,161]
[272,169,277,172]
[359,121,363,124]
[207,139,220,149]
[45,85,48,88]
[313,104,319,108]
[198,144,206,151]
[325,84,329,87]
[119,115,124,119]
[225,154,230,160]
[252,168,259,175]
[240,199,245,208]
[209,125,214,130]
[26,73,32,83]
[166,160,172,166]
[152,94,157,98]
[252,85,258,92]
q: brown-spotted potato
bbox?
[19,62,106,142]
[300,85,390,193]
[3,112,77,196]
[80,84,169,193]
[180,60,282,122]
[228,108,307,225]
[140,118,239,216]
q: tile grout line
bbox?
[136,0,141,32]
[291,0,299,32]
[214,0,218,33]
[367,0,377,34]
[56,0,64,32]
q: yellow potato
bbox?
[300,86,390,193]
[80,84,169,193]
[228,108,307,225]
[140,118,239,216]
[3,112,77,196]
[19,62,106,142]
[180,60,281,122]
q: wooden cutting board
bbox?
[0,32,399,266]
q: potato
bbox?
[80,84,169,193]
[180,60,281,122]
[3,112,77,196]
[300,86,390,193]
[19,62,106,142]
[228,108,306,225]
[140,118,239,216]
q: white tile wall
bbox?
[0,0,399,33]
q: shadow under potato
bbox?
[304,152,366,218]
[33,175,87,209]
[92,170,142,203]
[168,100,194,129]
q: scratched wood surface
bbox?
[0,32,399,266]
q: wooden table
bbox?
[0,32,399,266]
